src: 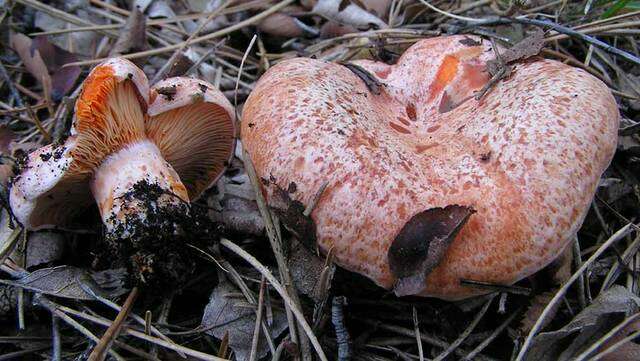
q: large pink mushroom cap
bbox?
[241,35,619,300]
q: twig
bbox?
[516,223,635,361]
[412,307,424,361]
[235,34,257,115]
[220,238,329,361]
[36,296,126,361]
[462,306,522,360]
[590,328,640,360]
[304,181,329,217]
[88,287,139,361]
[249,277,266,361]
[243,153,310,357]
[433,294,495,361]
[54,304,225,361]
[51,315,61,361]
[332,296,351,361]
[573,237,587,310]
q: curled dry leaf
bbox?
[110,6,147,56]
[313,0,387,30]
[259,12,304,38]
[320,21,358,38]
[525,286,640,361]
[0,266,128,300]
[201,279,288,360]
[9,33,81,101]
[388,205,475,296]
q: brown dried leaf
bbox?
[10,32,51,94]
[313,0,387,30]
[202,279,288,360]
[388,205,475,296]
[258,13,304,38]
[547,243,573,285]
[110,7,147,56]
[601,319,640,361]
[9,33,80,101]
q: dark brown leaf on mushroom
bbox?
[388,205,475,297]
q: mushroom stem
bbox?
[91,139,189,234]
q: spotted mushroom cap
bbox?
[241,35,619,300]
[10,58,235,229]
[147,77,236,200]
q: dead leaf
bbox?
[313,0,387,30]
[110,7,147,56]
[10,32,51,95]
[388,205,475,297]
[287,239,325,301]
[0,266,128,300]
[525,286,640,361]
[210,196,265,236]
[201,279,288,360]
[10,33,81,101]
[269,185,317,248]
[24,231,65,269]
[259,12,304,38]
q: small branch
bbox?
[249,277,266,361]
[88,287,139,361]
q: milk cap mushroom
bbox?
[10,58,235,285]
[241,35,619,300]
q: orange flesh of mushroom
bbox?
[241,36,619,300]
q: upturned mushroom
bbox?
[10,58,235,285]
[241,35,619,300]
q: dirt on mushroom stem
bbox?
[95,179,221,293]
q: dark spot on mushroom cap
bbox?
[156,85,177,101]
[388,205,475,297]
[39,153,52,161]
[287,181,297,193]
[198,83,208,93]
[459,37,481,47]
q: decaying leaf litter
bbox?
[0,0,639,360]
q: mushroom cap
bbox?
[147,77,236,200]
[241,35,619,300]
[10,59,235,229]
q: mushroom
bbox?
[241,35,619,300]
[10,58,235,285]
